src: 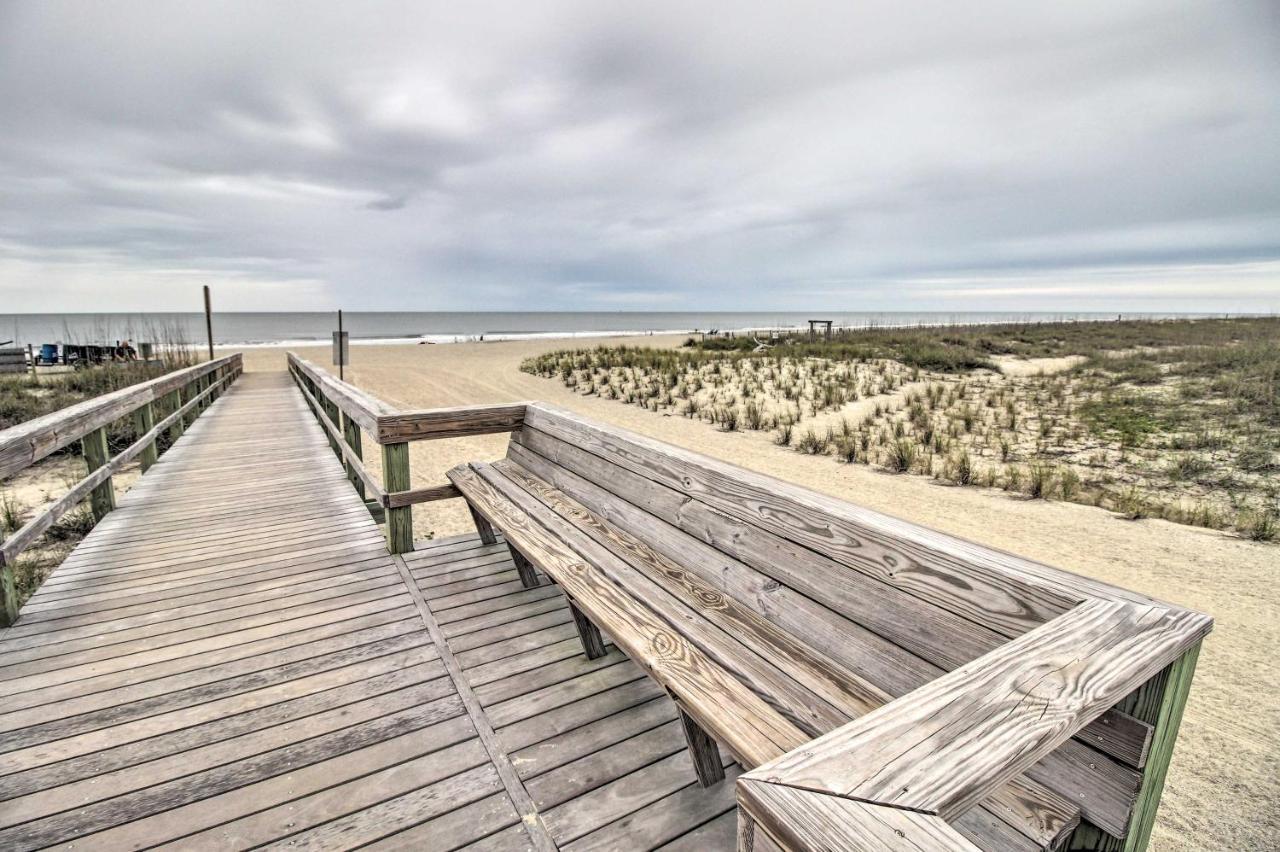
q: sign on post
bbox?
[332,331,349,371]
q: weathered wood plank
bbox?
[746,601,1211,825]
[523,405,1160,634]
[385,481,460,508]
[448,462,808,768]
[510,427,1158,782]
[287,353,393,436]
[382,442,413,554]
[492,455,1080,849]
[737,778,982,852]
[377,402,528,443]
[680,708,725,787]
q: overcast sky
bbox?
[1,1,1277,313]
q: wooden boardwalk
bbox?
[0,372,735,850]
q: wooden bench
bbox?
[282,356,1210,852]
[448,404,1211,852]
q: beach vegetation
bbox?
[522,316,1280,540]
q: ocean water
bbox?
[0,310,1223,349]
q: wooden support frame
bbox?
[82,426,115,521]
[680,707,726,787]
[165,389,184,442]
[508,544,540,588]
[1065,641,1202,852]
[737,602,1210,851]
[341,411,366,500]
[469,503,497,545]
[285,353,532,558]
[567,598,607,660]
[381,441,413,554]
[275,357,1213,850]
[132,401,158,472]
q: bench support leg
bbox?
[468,504,497,545]
[679,707,725,787]
[567,599,607,659]
[508,544,540,588]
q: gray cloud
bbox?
[0,0,1278,311]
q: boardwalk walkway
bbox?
[0,372,736,850]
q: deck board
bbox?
[0,371,737,850]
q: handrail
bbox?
[285,353,529,553]
[739,598,1211,850]
[0,355,240,479]
[0,353,243,623]
[287,352,527,444]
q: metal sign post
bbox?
[333,310,349,379]
[203,285,215,361]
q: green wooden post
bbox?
[1066,641,1202,852]
[166,390,184,442]
[1,556,18,626]
[342,412,366,500]
[132,401,158,472]
[381,442,413,553]
[82,426,115,521]
[325,399,342,457]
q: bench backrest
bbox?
[511,405,1153,687]
[506,404,1192,844]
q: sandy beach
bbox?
[237,336,1278,851]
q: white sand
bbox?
[236,336,1278,850]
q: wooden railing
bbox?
[737,599,1209,851]
[287,352,527,553]
[0,353,243,623]
[284,353,1210,850]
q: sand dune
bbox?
[237,337,1278,851]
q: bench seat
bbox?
[444,403,1200,852]
[451,459,1085,851]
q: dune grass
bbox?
[523,316,1279,540]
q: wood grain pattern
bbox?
[491,455,1078,850]
[738,778,982,852]
[377,402,528,443]
[523,405,1164,634]
[382,442,413,554]
[447,462,809,768]
[385,482,461,508]
[746,600,1210,824]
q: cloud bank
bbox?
[1,0,1277,311]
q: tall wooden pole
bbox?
[203,285,214,362]
[338,309,344,382]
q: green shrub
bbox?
[887,439,918,473]
[1027,464,1055,499]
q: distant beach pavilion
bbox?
[807,318,833,339]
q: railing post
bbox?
[381,442,413,553]
[82,426,115,521]
[132,401,158,472]
[1,554,18,626]
[1065,641,1203,852]
[342,412,366,500]
[321,395,341,456]
[180,380,194,428]
[166,389,184,442]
